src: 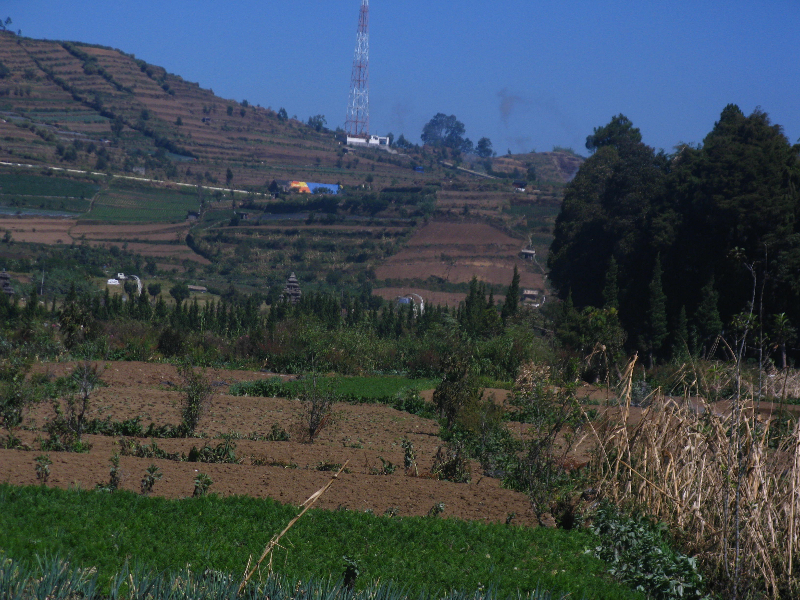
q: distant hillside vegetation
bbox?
[0,31,423,189]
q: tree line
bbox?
[0,269,539,380]
[548,106,800,367]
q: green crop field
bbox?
[0,485,644,599]
[85,181,200,222]
[0,195,92,213]
[0,173,100,199]
[231,375,439,417]
[231,375,439,410]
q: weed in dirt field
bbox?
[193,472,213,496]
[34,454,51,483]
[177,362,214,437]
[96,453,121,492]
[140,464,162,495]
[297,373,335,443]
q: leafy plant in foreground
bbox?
[591,503,708,600]
[0,484,645,598]
[177,362,214,436]
[140,464,162,495]
[193,472,213,497]
[0,552,582,600]
[96,453,121,492]
[34,454,51,483]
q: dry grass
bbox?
[588,356,800,598]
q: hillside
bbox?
[0,31,423,188]
[0,31,582,303]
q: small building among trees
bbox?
[280,272,302,305]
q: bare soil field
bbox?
[71,222,189,241]
[0,216,207,262]
[376,220,545,289]
[0,361,538,525]
[0,217,76,244]
[86,240,209,264]
[372,287,466,307]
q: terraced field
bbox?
[87,181,200,222]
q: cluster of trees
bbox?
[0,269,540,380]
[549,107,800,366]
[417,113,494,158]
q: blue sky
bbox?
[6,1,800,155]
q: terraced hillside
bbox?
[0,30,583,303]
[0,31,424,188]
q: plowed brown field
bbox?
[376,220,545,289]
[0,361,538,525]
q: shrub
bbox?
[296,374,335,443]
[431,443,471,483]
[34,454,51,483]
[591,503,707,600]
[96,453,121,492]
[193,472,213,497]
[177,363,214,436]
[504,362,586,521]
[140,464,162,495]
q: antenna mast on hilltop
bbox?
[345,0,369,138]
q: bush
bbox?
[504,363,587,521]
[177,363,214,436]
[591,503,708,600]
[296,374,335,443]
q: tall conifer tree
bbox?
[647,254,668,365]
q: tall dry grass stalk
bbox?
[588,355,800,598]
[238,461,349,594]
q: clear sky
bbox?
[5,1,800,156]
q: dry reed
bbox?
[588,355,800,599]
[238,460,349,593]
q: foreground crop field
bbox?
[0,485,644,599]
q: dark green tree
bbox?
[669,105,800,327]
[169,282,190,306]
[671,306,690,361]
[770,313,796,370]
[602,257,619,310]
[501,266,520,321]
[548,114,670,346]
[421,113,470,153]
[693,277,723,357]
[307,114,326,132]
[645,254,668,365]
[585,114,642,153]
[476,137,493,158]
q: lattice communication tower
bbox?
[345,0,369,138]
